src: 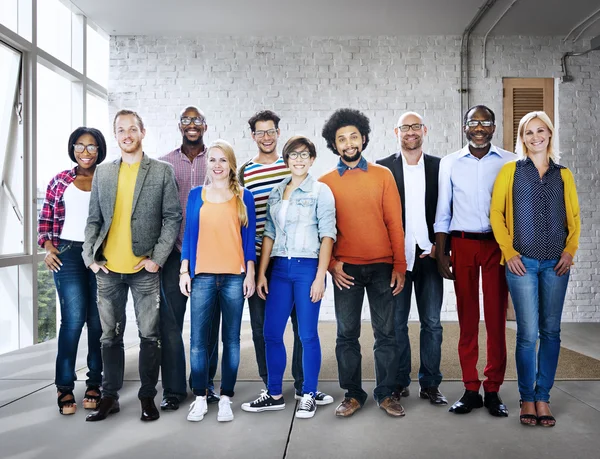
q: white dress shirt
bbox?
[434,144,514,234]
[399,152,433,271]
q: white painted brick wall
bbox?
[109,35,600,322]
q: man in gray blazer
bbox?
[83,109,182,422]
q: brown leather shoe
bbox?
[379,396,406,417]
[335,397,361,417]
[85,396,120,422]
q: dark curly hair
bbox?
[248,110,281,132]
[321,108,370,155]
[67,127,107,164]
[463,105,495,126]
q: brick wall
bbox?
[109,35,600,321]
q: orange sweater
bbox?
[319,162,407,273]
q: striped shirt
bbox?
[513,158,567,260]
[159,147,207,251]
[238,157,290,255]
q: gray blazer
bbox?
[82,153,182,268]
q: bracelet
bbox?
[179,271,189,276]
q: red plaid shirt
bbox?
[159,147,207,251]
[37,168,77,248]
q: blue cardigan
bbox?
[181,186,257,278]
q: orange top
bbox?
[195,196,245,275]
[319,162,407,273]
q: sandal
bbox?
[519,400,538,426]
[83,385,101,410]
[57,390,77,415]
[536,401,556,427]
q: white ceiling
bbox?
[71,0,600,43]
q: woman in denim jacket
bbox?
[243,135,336,419]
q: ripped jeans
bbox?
[96,269,161,400]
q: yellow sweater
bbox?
[490,160,580,264]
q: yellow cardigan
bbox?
[490,160,580,264]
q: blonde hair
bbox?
[205,139,248,227]
[516,111,559,163]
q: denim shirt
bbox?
[263,174,336,258]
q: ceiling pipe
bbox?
[563,6,600,43]
[561,35,600,82]
[459,0,499,145]
[482,0,520,78]
[573,15,600,43]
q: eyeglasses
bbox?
[180,116,206,126]
[73,143,98,154]
[398,123,424,132]
[288,151,311,160]
[254,128,277,138]
[466,120,494,128]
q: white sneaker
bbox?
[295,393,317,419]
[217,396,234,422]
[187,396,208,422]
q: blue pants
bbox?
[506,256,570,402]
[53,240,102,391]
[264,257,321,396]
[190,274,244,397]
[394,252,443,388]
[160,249,219,401]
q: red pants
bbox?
[451,237,508,392]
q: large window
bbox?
[0,1,109,353]
[0,42,24,256]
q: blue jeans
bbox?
[96,269,161,400]
[394,251,443,388]
[264,257,321,395]
[159,249,219,401]
[248,261,304,393]
[190,274,244,397]
[506,256,570,402]
[334,262,399,405]
[53,240,102,391]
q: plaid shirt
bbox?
[38,168,77,248]
[159,146,207,251]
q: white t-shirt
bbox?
[60,183,91,242]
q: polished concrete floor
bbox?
[1,322,600,459]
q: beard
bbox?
[466,131,493,150]
[119,138,141,154]
[401,136,423,151]
[183,136,202,146]
[340,148,361,163]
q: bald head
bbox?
[395,111,427,154]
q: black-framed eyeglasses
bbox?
[73,143,98,154]
[180,116,206,126]
[254,128,277,138]
[288,151,311,160]
[398,123,424,132]
[466,120,494,128]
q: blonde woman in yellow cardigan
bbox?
[490,111,580,428]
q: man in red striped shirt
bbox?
[239,110,333,408]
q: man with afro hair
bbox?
[319,108,408,418]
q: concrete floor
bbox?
[1,322,600,459]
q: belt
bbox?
[450,231,495,241]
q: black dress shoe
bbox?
[207,389,219,404]
[160,396,180,411]
[85,397,120,422]
[392,385,410,400]
[419,386,448,406]
[140,397,160,421]
[449,390,483,414]
[484,392,509,417]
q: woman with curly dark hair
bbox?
[38,126,107,415]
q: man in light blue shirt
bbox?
[434,105,513,418]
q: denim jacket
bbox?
[263,174,336,258]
